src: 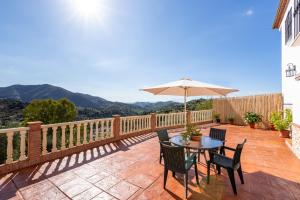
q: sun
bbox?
[70,0,108,23]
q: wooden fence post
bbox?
[27,121,42,165]
[113,115,121,139]
[151,113,156,132]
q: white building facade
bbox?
[274,0,300,158]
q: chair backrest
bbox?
[209,128,226,142]
[160,142,185,172]
[157,129,169,142]
[233,139,247,167]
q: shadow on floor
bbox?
[0,132,157,199]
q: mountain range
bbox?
[0,84,182,119]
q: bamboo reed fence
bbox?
[213,93,283,129]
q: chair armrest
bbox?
[223,146,236,151]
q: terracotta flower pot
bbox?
[191,135,202,141]
[270,124,275,131]
[249,123,255,129]
[279,130,290,138]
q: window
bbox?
[295,0,300,38]
[285,8,293,43]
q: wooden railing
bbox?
[156,112,186,128]
[120,115,151,135]
[0,110,212,174]
[41,118,113,155]
[191,110,213,123]
[0,127,29,164]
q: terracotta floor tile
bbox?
[126,174,156,189]
[92,191,118,200]
[87,172,110,184]
[95,175,122,191]
[73,186,103,200]
[58,177,93,198]
[107,180,140,200]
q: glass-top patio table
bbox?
[170,135,223,151]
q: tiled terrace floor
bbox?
[1,125,300,200]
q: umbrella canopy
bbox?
[141,78,239,96]
[141,78,239,125]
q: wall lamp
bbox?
[286,63,297,77]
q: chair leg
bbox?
[194,159,199,185]
[227,168,237,195]
[206,161,210,184]
[203,150,208,163]
[217,165,221,175]
[163,168,168,189]
[184,172,188,199]
[172,171,175,178]
[237,166,244,184]
[198,151,200,162]
[160,148,163,164]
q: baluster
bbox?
[95,121,99,140]
[6,131,14,164]
[61,125,66,150]
[129,118,132,132]
[69,124,74,148]
[109,120,112,136]
[19,130,27,161]
[83,122,87,144]
[101,120,105,138]
[77,123,81,146]
[52,126,58,152]
[89,122,94,143]
[42,127,48,155]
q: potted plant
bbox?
[182,123,202,141]
[243,112,262,129]
[213,113,221,123]
[270,111,281,130]
[273,109,292,138]
[227,116,235,125]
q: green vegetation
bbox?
[182,123,201,141]
[23,98,77,125]
[155,99,212,113]
[272,109,293,131]
[243,112,262,125]
[213,113,221,123]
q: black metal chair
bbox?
[198,128,227,162]
[157,129,170,164]
[207,139,247,195]
[160,142,199,199]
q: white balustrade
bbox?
[156,112,185,128]
[120,115,151,135]
[40,118,113,154]
[191,110,213,123]
[0,127,29,164]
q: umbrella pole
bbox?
[184,87,187,127]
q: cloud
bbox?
[244,9,254,16]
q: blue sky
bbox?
[0,0,281,102]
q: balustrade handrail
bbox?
[0,127,29,133]
[41,118,113,128]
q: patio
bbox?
[1,124,300,200]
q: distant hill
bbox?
[0,84,111,109]
[0,84,185,124]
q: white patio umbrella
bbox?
[141,78,239,124]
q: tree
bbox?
[23,98,77,124]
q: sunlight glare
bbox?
[70,0,108,24]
